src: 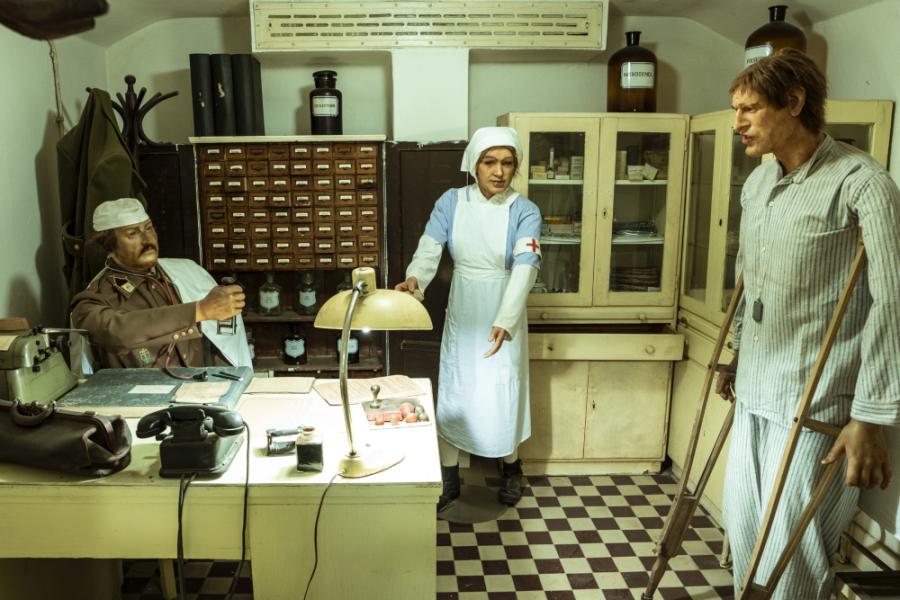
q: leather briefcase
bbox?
[0,399,132,476]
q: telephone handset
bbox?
[137,404,244,439]
[137,404,245,478]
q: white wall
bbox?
[813,0,900,539]
[105,17,391,143]
[469,16,743,132]
[106,14,740,144]
[0,29,106,326]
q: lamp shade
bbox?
[314,288,433,331]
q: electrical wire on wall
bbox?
[47,40,67,139]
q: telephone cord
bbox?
[225,423,251,600]
[176,472,198,600]
[302,472,340,600]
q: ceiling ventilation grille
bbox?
[252,1,606,51]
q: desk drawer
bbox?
[528,332,685,361]
[246,144,268,159]
[267,144,290,160]
[225,161,246,176]
[247,160,270,176]
[224,145,246,160]
[291,144,311,159]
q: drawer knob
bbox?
[645,345,656,355]
[541,312,549,320]
[546,344,554,352]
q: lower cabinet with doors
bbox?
[498,112,687,473]
[521,329,684,475]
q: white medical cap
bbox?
[460,127,522,177]
[92,198,150,232]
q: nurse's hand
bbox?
[395,276,424,301]
[484,326,510,358]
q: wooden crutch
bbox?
[641,273,744,600]
[738,241,866,599]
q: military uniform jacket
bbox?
[58,89,145,294]
[70,263,204,369]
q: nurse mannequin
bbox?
[396,127,543,511]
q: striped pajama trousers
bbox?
[723,402,859,600]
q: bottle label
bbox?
[337,338,359,354]
[284,338,306,358]
[259,290,280,310]
[621,62,655,89]
[745,44,773,67]
[299,290,317,307]
[312,97,339,117]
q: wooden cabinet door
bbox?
[385,142,467,384]
[583,361,670,460]
[519,360,588,460]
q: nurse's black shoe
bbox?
[498,459,524,506]
[438,464,460,512]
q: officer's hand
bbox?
[822,419,893,490]
[484,326,509,358]
[394,276,424,301]
[196,285,245,321]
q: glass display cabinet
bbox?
[499,113,687,323]
[499,116,600,307]
[669,99,894,508]
[678,100,893,333]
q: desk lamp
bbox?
[314,267,432,478]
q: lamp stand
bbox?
[337,282,405,479]
[338,446,405,479]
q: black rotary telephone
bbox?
[136,404,244,478]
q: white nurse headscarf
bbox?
[92,198,150,232]
[460,127,522,178]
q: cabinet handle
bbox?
[602,208,608,218]
[645,345,656,355]
[546,344,554,352]
[719,218,724,226]
[541,312,549,320]
[592,401,596,410]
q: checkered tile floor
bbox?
[122,469,734,599]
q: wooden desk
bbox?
[0,379,441,600]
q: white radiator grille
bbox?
[252,1,606,50]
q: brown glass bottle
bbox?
[744,5,807,67]
[309,70,342,135]
[607,31,657,113]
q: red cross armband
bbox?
[513,236,542,258]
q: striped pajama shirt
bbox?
[725,135,900,598]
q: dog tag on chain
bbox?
[752,298,764,323]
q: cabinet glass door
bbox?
[721,132,761,315]
[596,117,686,307]
[824,100,893,167]
[512,117,599,307]
[680,124,716,316]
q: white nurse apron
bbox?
[437,190,531,458]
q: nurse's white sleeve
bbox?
[405,234,444,293]
[493,264,537,340]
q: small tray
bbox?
[362,396,432,429]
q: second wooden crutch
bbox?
[641,273,744,599]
